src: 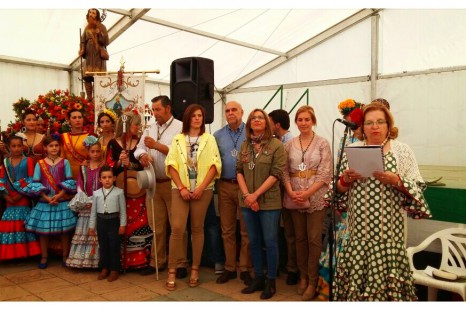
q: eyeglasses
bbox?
[364,119,387,126]
[251,115,265,121]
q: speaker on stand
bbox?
[170,57,215,124]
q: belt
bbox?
[156,178,171,183]
[97,212,120,219]
[289,169,317,179]
[220,178,238,184]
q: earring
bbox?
[21,126,27,133]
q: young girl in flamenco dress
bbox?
[0,136,41,260]
[66,135,103,268]
[24,134,77,268]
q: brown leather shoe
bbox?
[97,268,109,280]
[107,271,119,282]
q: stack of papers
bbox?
[344,145,384,177]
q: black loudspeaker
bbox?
[170,57,214,124]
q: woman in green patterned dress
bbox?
[332,102,431,301]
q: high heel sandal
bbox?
[165,271,177,291]
[302,285,317,301]
[38,257,48,269]
[297,279,308,295]
[189,266,200,288]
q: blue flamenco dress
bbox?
[0,157,41,260]
[24,159,77,235]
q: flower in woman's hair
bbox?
[102,109,118,123]
[51,132,61,141]
[83,135,99,148]
[348,108,364,127]
[338,98,363,117]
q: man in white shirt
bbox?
[135,95,188,277]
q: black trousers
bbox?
[97,214,121,271]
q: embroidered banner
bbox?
[94,74,146,131]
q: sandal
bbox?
[38,256,48,269]
[189,266,200,288]
[297,279,308,295]
[165,270,177,291]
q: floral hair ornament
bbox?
[102,109,118,123]
[348,107,364,128]
[338,98,363,117]
[83,135,99,148]
[51,132,61,141]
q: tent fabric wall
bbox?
[0,62,70,127]
[380,9,466,74]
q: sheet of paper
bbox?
[344,145,384,177]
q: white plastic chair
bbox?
[407,227,466,301]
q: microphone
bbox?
[337,118,358,130]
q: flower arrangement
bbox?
[338,98,363,117]
[5,89,95,138]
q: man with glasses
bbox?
[213,101,253,285]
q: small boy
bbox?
[89,165,126,282]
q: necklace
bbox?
[102,186,114,212]
[48,156,58,165]
[249,143,263,170]
[157,117,174,141]
[227,124,244,158]
[25,132,37,156]
[298,132,315,171]
[99,133,112,148]
[364,135,390,148]
[72,133,83,150]
[9,156,23,181]
[250,133,263,145]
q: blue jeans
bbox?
[202,198,225,267]
[241,208,281,279]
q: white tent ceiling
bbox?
[0,8,362,88]
[1,5,466,168]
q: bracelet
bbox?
[138,153,148,160]
[178,186,187,192]
[339,175,351,187]
[241,193,250,200]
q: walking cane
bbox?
[143,114,159,280]
[149,185,159,280]
[121,114,129,272]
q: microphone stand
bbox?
[328,125,351,301]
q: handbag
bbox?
[100,47,109,60]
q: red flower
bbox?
[348,108,363,127]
